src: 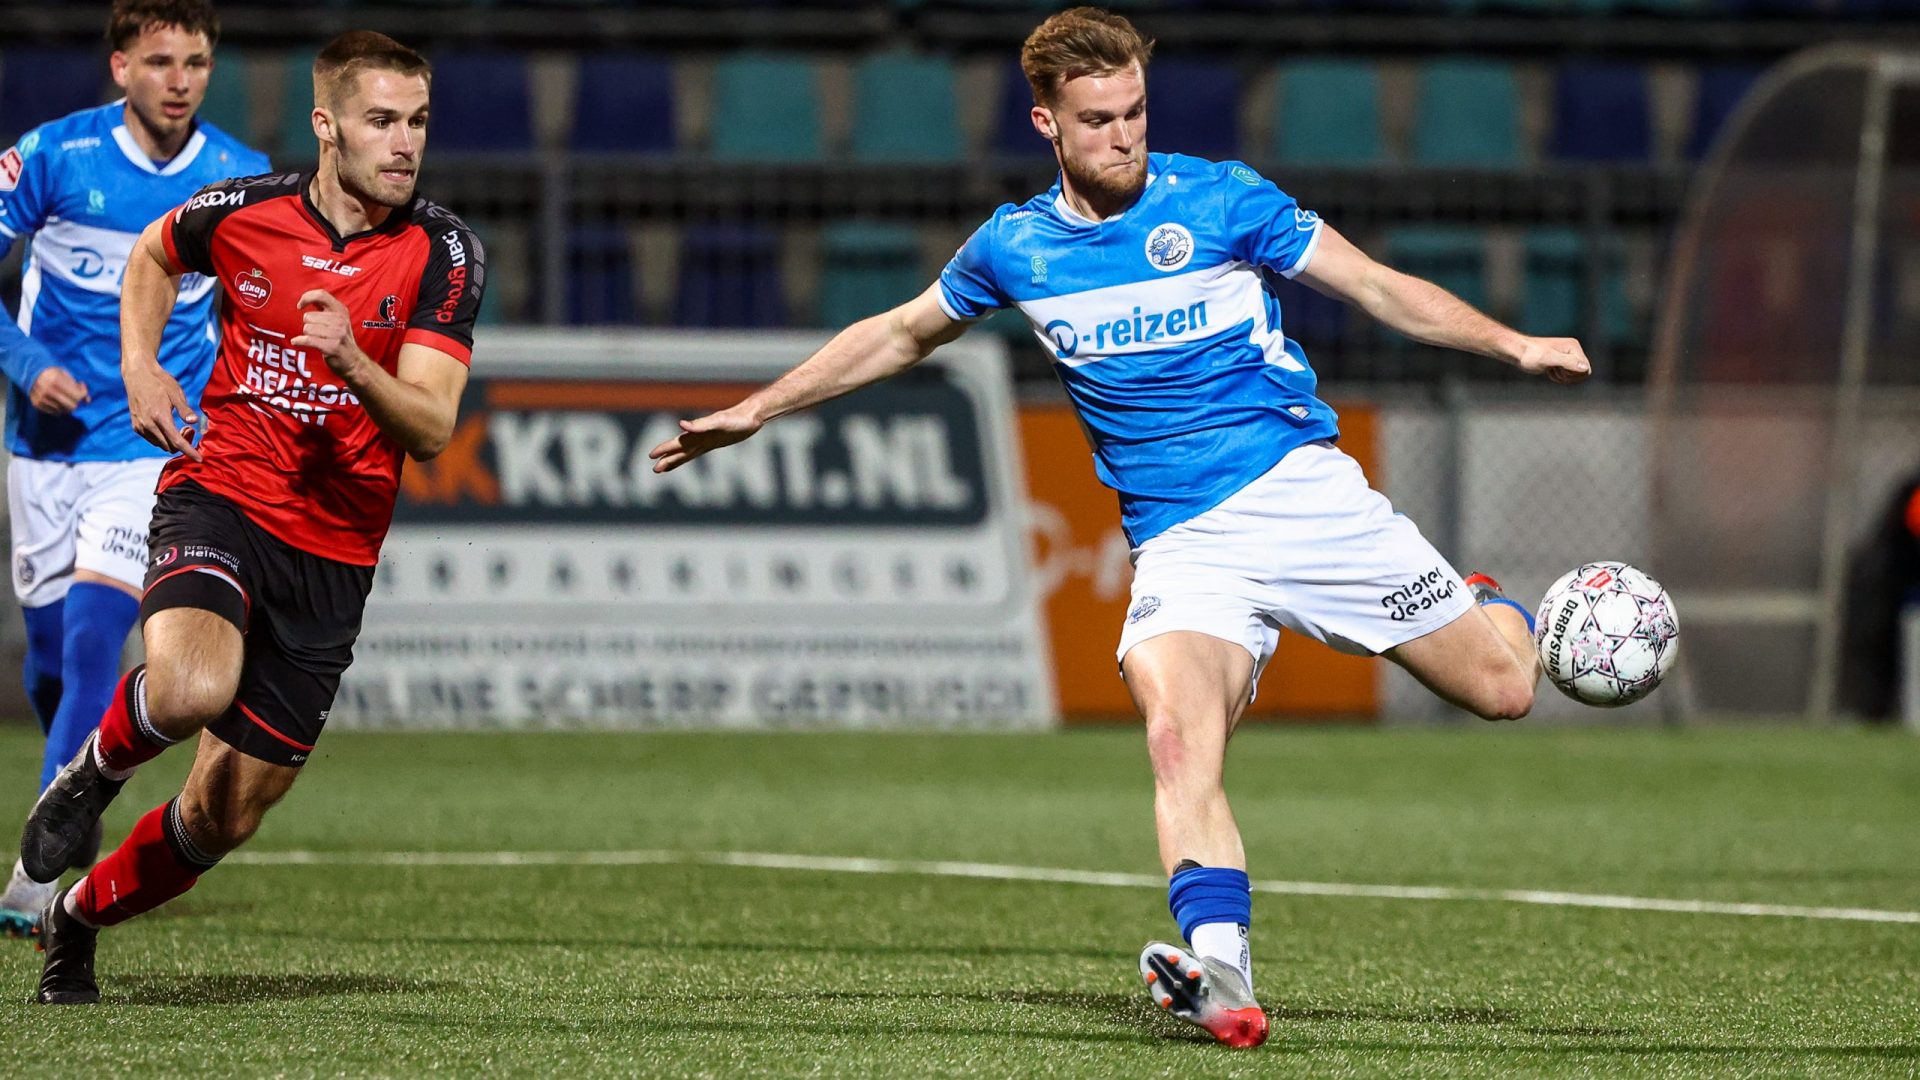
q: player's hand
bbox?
[125,360,204,462]
[1514,337,1592,385]
[28,367,89,416]
[292,289,367,378]
[648,407,763,473]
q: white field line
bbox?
[224,849,1920,926]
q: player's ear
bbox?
[312,106,333,146]
[109,50,132,90]
[1030,105,1059,143]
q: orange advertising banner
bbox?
[1021,402,1381,723]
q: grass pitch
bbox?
[1,725,1917,1077]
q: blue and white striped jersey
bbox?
[0,102,269,461]
[939,152,1339,546]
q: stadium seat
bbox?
[422,52,534,152]
[1143,57,1242,160]
[817,222,923,327]
[1271,59,1385,166]
[276,53,318,163]
[992,60,1051,158]
[198,49,255,146]
[675,223,787,328]
[1,48,104,143]
[1688,64,1764,158]
[1522,228,1639,344]
[570,53,676,154]
[1412,60,1522,166]
[567,226,640,325]
[1549,62,1652,162]
[1268,275,1350,350]
[1384,227,1490,314]
[849,52,961,163]
[710,53,821,162]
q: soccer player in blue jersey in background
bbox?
[650,7,1589,1048]
[0,0,268,934]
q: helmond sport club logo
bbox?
[234,267,273,309]
[362,294,402,330]
[1144,223,1193,272]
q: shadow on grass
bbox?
[115,972,457,1006]
[1270,1039,1920,1061]
[265,930,1122,962]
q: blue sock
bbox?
[41,583,140,791]
[1168,864,1252,943]
[1480,596,1535,635]
[20,599,65,737]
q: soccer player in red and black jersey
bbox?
[19,30,484,1004]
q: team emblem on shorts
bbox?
[153,546,178,568]
[234,268,273,309]
[1144,224,1193,272]
[1128,595,1161,624]
[13,549,33,587]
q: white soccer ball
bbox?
[1533,562,1679,708]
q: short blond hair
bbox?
[1020,7,1154,108]
[312,30,431,110]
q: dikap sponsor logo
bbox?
[234,268,272,309]
[1380,567,1458,622]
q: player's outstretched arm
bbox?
[649,284,967,473]
[292,290,468,461]
[122,215,205,460]
[1297,225,1591,385]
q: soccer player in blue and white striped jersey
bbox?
[0,0,268,934]
[650,7,1589,1047]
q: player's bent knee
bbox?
[144,664,238,732]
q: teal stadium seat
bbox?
[1522,228,1639,344]
[275,53,317,163]
[1412,60,1522,166]
[1272,59,1385,166]
[1385,227,1490,321]
[817,223,924,327]
[710,53,822,162]
[198,49,255,147]
[850,52,961,163]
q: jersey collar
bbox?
[109,103,207,176]
[298,171,417,252]
[1049,166,1159,228]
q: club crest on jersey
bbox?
[1144,223,1193,272]
[362,294,402,330]
[234,268,273,309]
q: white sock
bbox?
[1190,921,1253,991]
[62,880,97,927]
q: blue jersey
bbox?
[0,102,269,461]
[939,153,1339,546]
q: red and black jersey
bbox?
[158,170,485,566]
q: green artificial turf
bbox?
[1,726,1916,1077]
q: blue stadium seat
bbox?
[1272,59,1385,165]
[571,53,676,154]
[567,226,639,325]
[1412,60,1522,166]
[710,53,821,162]
[424,52,534,151]
[1144,57,1242,160]
[197,49,255,147]
[1,48,103,143]
[1384,227,1489,315]
[1688,64,1763,158]
[1268,275,1349,350]
[675,223,787,328]
[992,60,1051,158]
[817,222,923,327]
[1522,228,1638,344]
[1549,62,1652,162]
[850,52,961,163]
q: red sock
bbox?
[94,666,176,775]
[72,799,218,928]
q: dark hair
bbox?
[1021,7,1153,108]
[312,30,432,109]
[106,0,220,52]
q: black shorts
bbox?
[142,481,375,767]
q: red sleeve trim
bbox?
[234,700,317,753]
[403,327,473,365]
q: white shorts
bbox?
[1116,441,1474,684]
[8,456,165,607]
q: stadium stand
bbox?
[0,48,102,143]
[850,51,963,163]
[570,52,677,154]
[710,53,823,161]
[1271,59,1386,165]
